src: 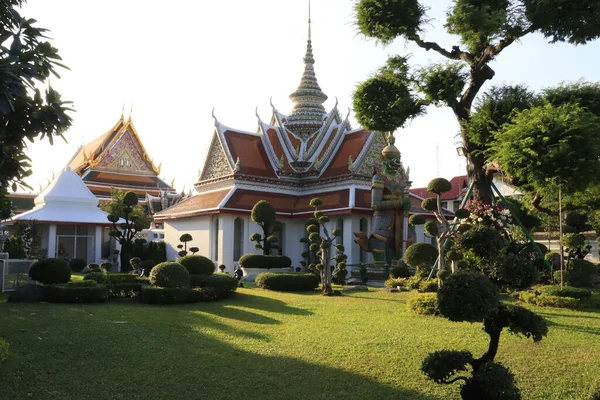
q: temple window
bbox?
[336,218,344,245]
[359,217,368,264]
[233,217,244,262]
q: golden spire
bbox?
[308,0,311,41]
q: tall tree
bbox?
[0,0,73,215]
[353,0,600,203]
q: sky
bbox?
[18,0,600,193]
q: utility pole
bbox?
[558,181,564,289]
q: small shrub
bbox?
[177,255,215,275]
[405,275,424,290]
[408,293,439,315]
[390,263,411,278]
[106,282,147,298]
[437,271,499,322]
[129,257,142,271]
[189,273,238,296]
[385,277,407,288]
[2,235,26,259]
[44,284,108,303]
[488,253,539,289]
[29,258,71,284]
[418,279,438,293]
[84,272,140,284]
[0,338,9,366]
[517,291,581,308]
[87,263,100,272]
[149,262,190,288]
[100,261,112,272]
[65,280,98,287]
[255,272,319,291]
[140,259,157,273]
[238,254,292,269]
[537,285,592,300]
[69,258,86,273]
[218,264,226,273]
[563,259,597,287]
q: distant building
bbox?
[411,175,469,212]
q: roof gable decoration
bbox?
[198,131,235,182]
[352,132,386,177]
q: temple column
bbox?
[94,226,102,263]
[47,224,57,258]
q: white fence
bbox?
[1,258,37,293]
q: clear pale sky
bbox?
[19,0,600,193]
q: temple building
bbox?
[154,18,436,271]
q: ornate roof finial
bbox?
[285,0,328,139]
[128,105,133,121]
[382,133,400,156]
[121,103,125,120]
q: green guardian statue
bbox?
[354,133,412,264]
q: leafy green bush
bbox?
[390,263,411,278]
[100,261,112,272]
[106,282,146,299]
[129,257,142,271]
[44,284,108,303]
[238,254,292,269]
[384,277,407,288]
[140,259,157,273]
[562,259,598,287]
[29,258,71,284]
[488,253,539,289]
[517,291,581,308]
[149,262,190,288]
[69,258,86,273]
[65,280,98,287]
[255,272,319,292]
[408,293,439,315]
[404,243,438,274]
[177,255,215,275]
[0,338,9,366]
[460,361,521,400]
[189,274,238,296]
[427,178,452,194]
[84,272,140,284]
[2,235,26,259]
[537,285,592,299]
[418,279,438,293]
[87,263,100,272]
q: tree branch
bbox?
[409,35,475,64]
[531,194,558,216]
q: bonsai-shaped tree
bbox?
[250,200,281,255]
[305,198,346,295]
[189,247,199,255]
[107,191,146,271]
[409,178,471,282]
[177,233,193,257]
[421,270,548,399]
[403,242,438,278]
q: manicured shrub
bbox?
[390,263,411,278]
[29,258,71,284]
[84,272,140,284]
[427,178,452,194]
[437,270,499,322]
[82,272,148,298]
[149,262,190,288]
[106,282,146,299]
[100,261,113,272]
[0,338,9,366]
[2,235,26,259]
[189,273,238,296]
[69,258,86,273]
[238,254,292,269]
[255,272,319,291]
[177,255,215,275]
[140,286,221,304]
[418,279,438,293]
[408,293,439,315]
[537,285,592,300]
[129,257,142,271]
[65,280,98,287]
[44,284,108,303]
[488,253,539,289]
[562,259,598,287]
[404,243,438,277]
[517,291,581,309]
[140,259,157,273]
[87,263,100,272]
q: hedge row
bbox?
[83,272,146,284]
[408,293,440,316]
[537,285,592,300]
[44,284,108,303]
[189,273,238,296]
[517,292,581,309]
[140,286,222,305]
[238,254,292,269]
[255,272,319,292]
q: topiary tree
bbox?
[177,233,193,257]
[189,247,199,255]
[29,258,71,284]
[305,198,347,295]
[250,200,282,255]
[421,270,548,399]
[409,178,472,284]
[105,190,148,271]
[403,242,438,278]
[100,261,112,272]
[177,255,215,276]
[353,0,600,205]
[149,262,190,288]
[69,258,86,273]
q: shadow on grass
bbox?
[541,317,600,336]
[230,291,314,316]
[0,302,445,400]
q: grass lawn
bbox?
[0,287,599,399]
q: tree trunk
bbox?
[472,313,503,370]
[467,151,494,204]
[120,242,133,272]
[321,247,332,295]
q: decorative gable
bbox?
[95,129,156,175]
[354,132,385,176]
[199,133,233,181]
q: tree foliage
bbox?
[0,1,73,214]
[353,0,600,203]
[250,200,281,255]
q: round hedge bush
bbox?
[488,253,539,290]
[404,243,438,269]
[69,258,86,273]
[437,270,499,322]
[563,259,598,287]
[149,262,190,288]
[238,254,292,269]
[390,263,411,278]
[421,197,438,211]
[29,258,71,284]
[408,293,439,316]
[177,255,215,275]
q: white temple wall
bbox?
[163,216,211,261]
